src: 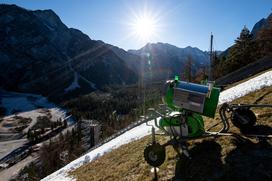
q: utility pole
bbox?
[209,33,214,81]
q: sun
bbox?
[127,9,161,44]
[122,5,166,46]
[132,15,157,42]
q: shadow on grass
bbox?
[173,140,223,181]
[172,132,272,181]
[222,135,272,181]
[241,125,272,135]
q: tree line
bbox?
[63,86,161,138]
[15,127,83,181]
[213,16,272,79]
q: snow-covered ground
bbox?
[0,90,75,160]
[0,89,55,116]
[0,89,74,125]
[43,70,272,181]
[64,72,80,92]
[1,154,38,181]
[0,139,28,160]
[65,62,96,93]
[218,71,272,104]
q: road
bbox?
[0,139,27,160]
[0,154,38,181]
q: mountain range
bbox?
[0,4,213,100]
[2,4,268,100]
[0,4,137,100]
[128,43,209,81]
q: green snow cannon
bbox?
[159,78,220,138]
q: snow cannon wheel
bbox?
[231,108,256,130]
[144,143,165,167]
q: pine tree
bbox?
[77,120,82,143]
[59,132,64,142]
[63,119,68,128]
[33,130,38,142]
[27,129,34,142]
[225,26,259,73]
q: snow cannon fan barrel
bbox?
[163,77,220,118]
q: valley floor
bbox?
[1,154,38,181]
[0,90,75,180]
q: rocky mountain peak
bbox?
[33,9,66,30]
[251,13,272,37]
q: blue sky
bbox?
[2,0,271,51]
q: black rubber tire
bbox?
[144,143,166,167]
[231,108,256,130]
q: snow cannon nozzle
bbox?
[174,75,179,82]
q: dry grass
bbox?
[71,86,272,181]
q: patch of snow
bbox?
[42,70,272,181]
[64,72,80,92]
[1,108,73,135]
[15,110,45,133]
[66,62,96,91]
[42,118,157,181]
[218,71,272,104]
[0,89,54,115]
[49,108,66,121]
[0,139,28,160]
[0,90,75,128]
[2,97,36,115]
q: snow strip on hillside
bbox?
[0,89,55,115]
[219,71,272,104]
[42,70,272,181]
[0,90,74,126]
[64,72,80,92]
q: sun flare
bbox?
[127,9,162,44]
[133,16,157,41]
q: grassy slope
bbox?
[70,86,272,181]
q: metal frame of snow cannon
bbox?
[214,103,272,132]
[143,104,230,167]
[143,79,224,171]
